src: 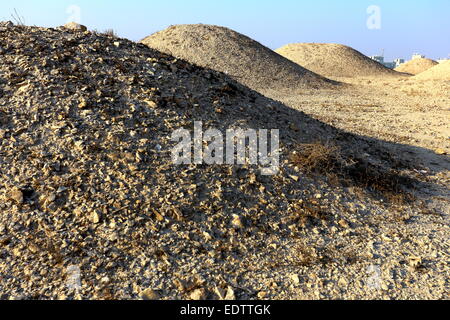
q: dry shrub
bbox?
[290,142,342,174]
[103,29,117,37]
[290,141,416,204]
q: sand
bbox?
[414,60,450,80]
[141,24,339,95]
[395,58,438,75]
[276,43,405,78]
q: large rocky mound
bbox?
[0,22,444,300]
[140,24,338,95]
[414,60,450,80]
[276,43,403,78]
[394,58,438,75]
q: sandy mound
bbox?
[276,43,403,78]
[394,58,438,75]
[0,23,436,300]
[141,24,338,94]
[414,60,450,80]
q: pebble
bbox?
[63,22,87,32]
[8,187,24,204]
[140,288,160,300]
[89,210,102,224]
[190,288,207,300]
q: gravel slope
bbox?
[141,24,339,96]
[276,43,405,78]
[415,60,450,80]
[0,23,448,300]
[395,58,438,75]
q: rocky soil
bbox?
[141,24,338,95]
[0,22,448,300]
[275,43,403,78]
[394,58,438,75]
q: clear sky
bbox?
[1,0,449,61]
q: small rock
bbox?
[290,274,300,285]
[8,187,24,204]
[78,99,88,109]
[89,210,102,224]
[257,291,268,299]
[408,256,422,268]
[57,186,67,193]
[338,219,350,229]
[435,148,447,155]
[144,100,158,108]
[231,214,244,229]
[141,288,160,300]
[190,288,207,300]
[0,21,14,29]
[63,22,87,32]
[214,286,235,300]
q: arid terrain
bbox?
[0,22,448,300]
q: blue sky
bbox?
[1,0,449,61]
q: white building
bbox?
[412,53,425,60]
[394,58,405,67]
[369,55,384,63]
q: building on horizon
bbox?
[412,53,425,60]
[394,58,405,67]
[369,55,402,69]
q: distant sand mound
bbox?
[276,43,403,78]
[141,24,338,93]
[414,60,450,80]
[395,58,438,75]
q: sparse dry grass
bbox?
[290,141,416,205]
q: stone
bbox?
[338,219,350,229]
[231,214,244,229]
[408,256,422,268]
[9,187,24,204]
[144,100,158,108]
[140,288,160,300]
[63,22,87,32]
[90,210,102,224]
[0,21,14,28]
[214,286,235,300]
[189,288,207,300]
[290,274,300,285]
[257,291,268,299]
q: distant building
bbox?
[394,58,405,67]
[412,53,425,60]
[369,55,384,64]
[369,55,399,69]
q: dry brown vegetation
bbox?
[289,141,417,204]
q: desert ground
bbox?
[0,22,448,300]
